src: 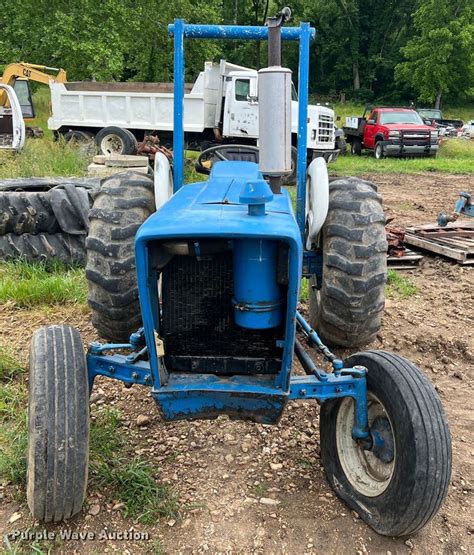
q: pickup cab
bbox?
[343,107,439,159]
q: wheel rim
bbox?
[336,393,395,497]
[375,144,382,159]
[101,134,124,154]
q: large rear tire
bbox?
[27,325,89,522]
[320,351,451,537]
[308,178,387,348]
[86,172,155,342]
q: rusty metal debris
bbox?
[137,135,173,162]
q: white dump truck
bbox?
[48,60,338,161]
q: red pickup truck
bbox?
[343,107,439,159]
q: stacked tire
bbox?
[0,178,99,266]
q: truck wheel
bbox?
[86,172,155,341]
[374,142,385,160]
[320,351,451,537]
[308,178,386,347]
[95,127,138,156]
[336,136,347,154]
[27,325,89,522]
[0,232,85,266]
[351,139,362,156]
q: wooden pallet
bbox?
[387,247,423,270]
[404,221,474,265]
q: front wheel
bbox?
[320,351,451,537]
[27,326,89,522]
[374,141,385,159]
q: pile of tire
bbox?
[0,177,100,266]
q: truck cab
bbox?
[0,84,26,151]
[221,67,336,160]
[344,107,439,159]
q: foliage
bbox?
[395,0,474,107]
[0,1,472,105]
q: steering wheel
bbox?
[195,144,259,175]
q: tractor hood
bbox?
[136,162,302,245]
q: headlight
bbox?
[430,131,439,139]
[389,131,400,138]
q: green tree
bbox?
[395,0,474,107]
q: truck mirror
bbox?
[248,78,258,104]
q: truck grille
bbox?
[401,131,430,145]
[161,253,282,375]
[317,114,334,143]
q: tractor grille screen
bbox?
[161,254,282,374]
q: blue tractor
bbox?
[27,11,451,536]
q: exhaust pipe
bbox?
[258,7,293,195]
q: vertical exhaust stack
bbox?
[258,7,293,195]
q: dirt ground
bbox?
[1,173,473,554]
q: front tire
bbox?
[374,142,385,159]
[27,326,89,522]
[320,351,451,537]
[308,178,387,348]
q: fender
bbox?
[305,157,329,250]
[154,152,174,210]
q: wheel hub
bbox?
[336,394,396,497]
[369,415,394,463]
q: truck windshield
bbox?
[418,109,442,119]
[380,111,424,125]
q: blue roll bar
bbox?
[168,21,315,238]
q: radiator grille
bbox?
[161,254,283,374]
[317,114,334,143]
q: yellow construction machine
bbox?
[0,62,67,136]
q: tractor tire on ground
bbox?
[86,171,155,342]
[27,325,89,522]
[320,350,451,537]
[0,185,93,236]
[95,126,138,156]
[308,177,386,348]
[0,233,85,265]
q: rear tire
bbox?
[95,127,137,155]
[320,351,451,537]
[86,172,155,341]
[351,139,362,155]
[308,178,387,347]
[27,326,89,522]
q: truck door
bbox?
[223,76,259,139]
[0,84,26,150]
[364,110,378,148]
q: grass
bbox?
[89,407,179,524]
[386,269,418,299]
[331,139,474,175]
[0,259,87,307]
[0,350,27,489]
